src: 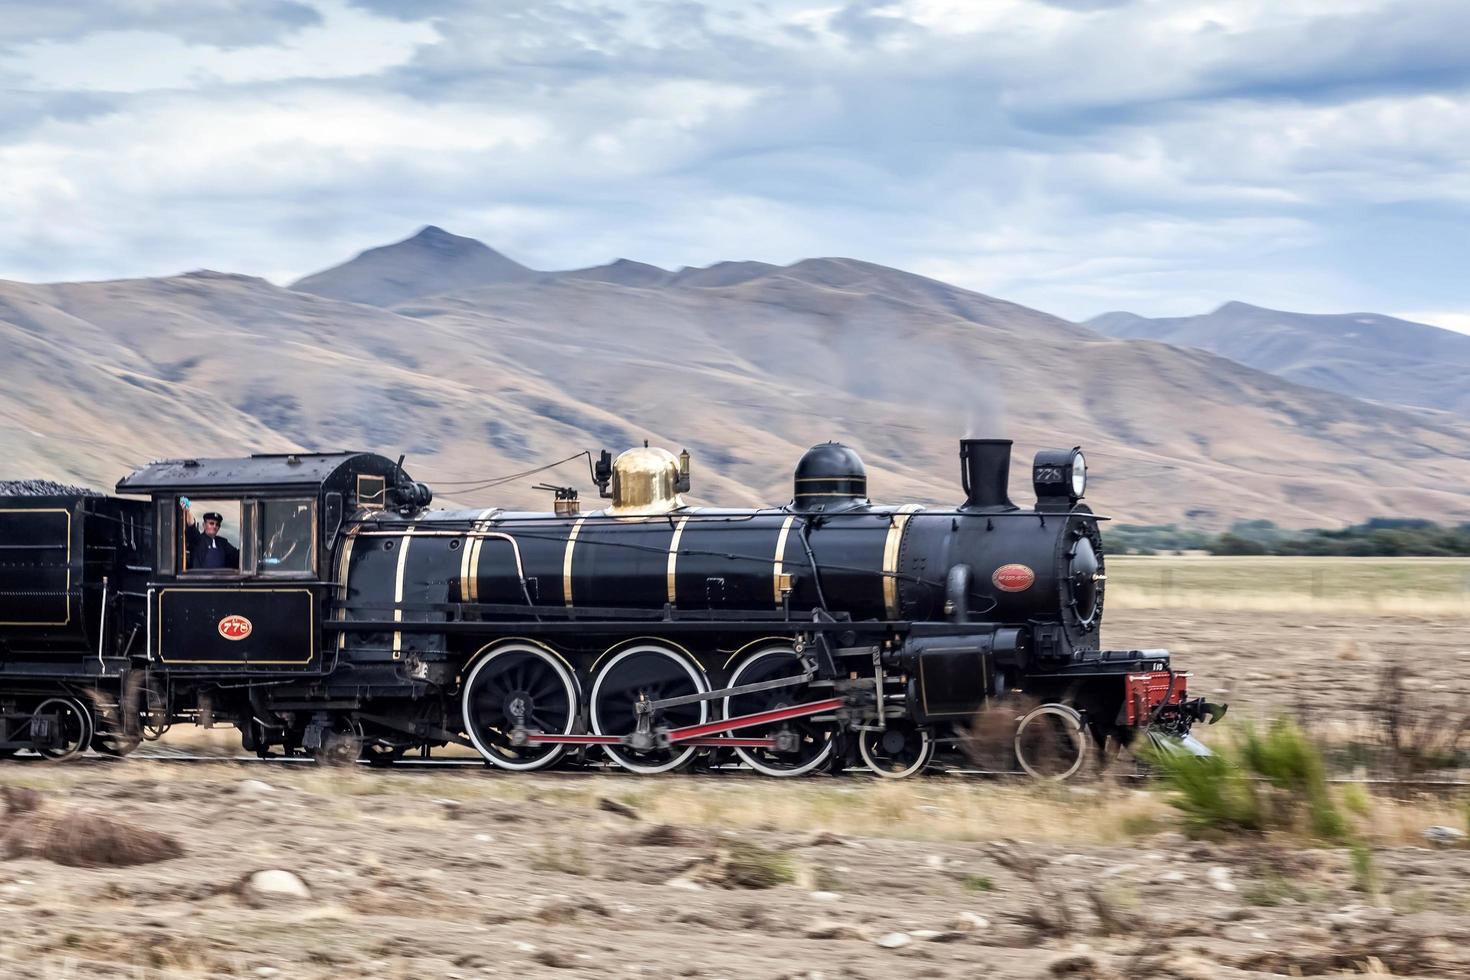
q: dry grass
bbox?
[2,811,185,867]
[153,724,249,754]
[6,759,1461,849]
[0,789,184,867]
[1108,556,1470,617]
[499,775,1181,845]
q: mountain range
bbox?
[1089,303,1470,419]
[3,225,1469,529]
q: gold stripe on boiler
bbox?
[772,515,795,607]
[882,505,922,619]
[462,507,498,602]
[563,517,586,607]
[392,527,416,657]
[335,528,357,651]
[666,516,689,605]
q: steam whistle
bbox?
[594,450,614,498]
[676,449,691,493]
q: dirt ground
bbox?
[2,606,1468,980]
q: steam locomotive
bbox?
[0,438,1221,777]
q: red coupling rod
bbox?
[519,697,845,749]
[667,697,845,742]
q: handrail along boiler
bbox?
[0,439,1222,775]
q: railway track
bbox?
[4,747,1467,792]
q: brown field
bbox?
[2,558,1469,979]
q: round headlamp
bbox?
[1033,447,1087,505]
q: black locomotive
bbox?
[0,438,1221,777]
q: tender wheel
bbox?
[91,730,141,757]
[361,741,410,767]
[32,697,93,761]
[92,673,145,757]
[463,642,579,772]
[312,718,365,766]
[591,643,708,774]
[1014,703,1090,781]
[859,721,933,778]
[724,645,835,777]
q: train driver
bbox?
[182,501,240,571]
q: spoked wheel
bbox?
[359,719,416,767]
[961,696,1040,773]
[463,643,579,772]
[141,678,170,741]
[91,679,144,757]
[32,697,93,761]
[591,643,708,774]
[724,646,835,777]
[313,718,365,767]
[1014,703,1090,781]
[859,721,934,779]
[91,729,142,758]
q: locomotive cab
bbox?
[115,452,405,674]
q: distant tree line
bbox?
[1110,518,1470,557]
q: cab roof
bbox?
[116,452,401,494]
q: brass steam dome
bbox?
[607,446,686,516]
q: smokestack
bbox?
[959,439,1016,511]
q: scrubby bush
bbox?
[1146,719,1346,841]
[1113,518,1470,556]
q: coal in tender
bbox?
[0,479,103,496]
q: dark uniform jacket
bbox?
[185,524,240,570]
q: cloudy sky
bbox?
[1,0,1467,326]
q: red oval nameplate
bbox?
[218,614,253,641]
[992,564,1035,593]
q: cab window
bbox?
[357,475,386,510]
[258,499,316,576]
[178,498,243,575]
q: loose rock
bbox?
[598,797,641,820]
[1047,950,1105,977]
[242,869,310,905]
[875,932,911,949]
[1205,866,1236,892]
[949,911,990,932]
[531,949,577,969]
[1423,825,1466,846]
[637,824,703,847]
[804,921,872,941]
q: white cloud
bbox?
[1396,311,1470,335]
[0,0,436,92]
[0,0,1464,325]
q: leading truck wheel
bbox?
[859,722,934,778]
[724,646,836,778]
[32,698,93,761]
[463,643,579,772]
[591,643,709,774]
[1014,703,1090,781]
